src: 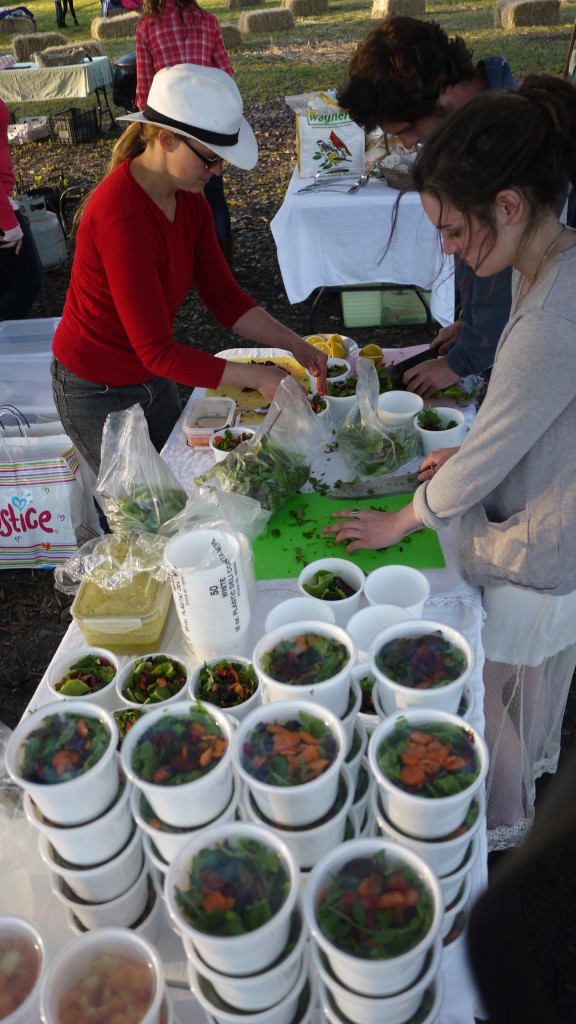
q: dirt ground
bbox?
[2,97,576,1021]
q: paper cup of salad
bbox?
[297,558,365,628]
[367,709,489,839]
[0,915,45,1024]
[164,821,300,977]
[233,699,347,827]
[351,665,381,736]
[304,837,443,998]
[189,656,261,722]
[115,652,191,710]
[46,647,120,711]
[209,427,256,462]
[252,621,356,718]
[5,701,119,826]
[120,701,234,829]
[369,621,473,716]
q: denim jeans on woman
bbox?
[0,209,43,319]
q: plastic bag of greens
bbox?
[53,530,169,594]
[195,376,332,518]
[96,405,187,533]
[337,358,420,478]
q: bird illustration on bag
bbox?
[315,136,352,170]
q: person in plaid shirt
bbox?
[136,0,236,268]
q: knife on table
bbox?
[385,348,438,387]
[325,471,420,499]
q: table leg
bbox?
[94,85,116,131]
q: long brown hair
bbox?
[74,122,163,225]
[142,0,202,25]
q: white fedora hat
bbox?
[118,64,258,170]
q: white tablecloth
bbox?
[0,55,113,102]
[270,168,455,327]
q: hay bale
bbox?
[371,0,424,16]
[220,24,243,49]
[494,0,559,28]
[282,0,328,14]
[91,11,141,40]
[0,17,35,38]
[226,0,255,9]
[41,40,105,58]
[13,31,66,62]
[238,7,294,32]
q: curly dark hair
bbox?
[337,17,475,132]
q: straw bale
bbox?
[282,0,328,14]
[225,0,254,9]
[41,40,105,57]
[220,23,243,49]
[13,31,67,61]
[238,7,294,32]
[91,11,141,39]
[494,0,559,28]
[0,17,35,38]
[371,0,424,16]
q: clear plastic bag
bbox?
[54,529,168,594]
[96,405,187,534]
[337,358,420,478]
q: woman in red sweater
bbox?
[0,97,43,318]
[51,65,326,475]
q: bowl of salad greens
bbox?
[234,700,347,827]
[5,700,119,827]
[297,558,366,628]
[189,656,261,722]
[308,357,352,393]
[209,428,255,463]
[115,652,191,710]
[252,621,356,718]
[369,621,474,717]
[367,709,489,839]
[186,948,310,1024]
[304,837,443,998]
[164,822,300,977]
[314,931,442,1024]
[120,701,235,829]
[46,647,120,711]
[413,406,465,456]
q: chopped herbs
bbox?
[196,660,257,709]
[302,569,357,601]
[130,704,228,786]
[260,633,349,685]
[375,633,467,689]
[417,408,458,431]
[241,711,338,787]
[196,434,309,512]
[20,713,110,784]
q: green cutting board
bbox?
[252,493,444,580]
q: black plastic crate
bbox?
[50,107,99,145]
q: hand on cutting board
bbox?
[429,320,464,356]
[322,503,422,554]
[418,446,460,482]
[404,356,460,398]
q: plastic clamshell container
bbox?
[181,397,236,446]
[71,572,172,654]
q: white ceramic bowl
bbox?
[23,755,132,866]
[368,709,489,839]
[46,646,120,711]
[441,871,472,941]
[346,605,414,661]
[64,873,165,945]
[131,771,242,864]
[188,656,261,722]
[182,900,307,1012]
[39,927,165,1024]
[115,651,191,710]
[5,700,119,826]
[371,784,486,877]
[120,700,235,828]
[319,973,444,1024]
[234,699,346,827]
[313,933,442,1024]
[164,822,300,977]
[252,620,356,718]
[339,676,362,750]
[364,564,430,617]
[243,769,354,870]
[414,406,465,456]
[304,837,443,997]
[264,596,336,633]
[50,854,150,931]
[39,821,143,902]
[297,559,365,628]
[209,427,255,463]
[369,619,474,716]
[344,716,368,786]
[0,915,45,1024]
[309,357,351,392]
[377,390,424,428]
[187,949,309,1024]
[351,664,381,735]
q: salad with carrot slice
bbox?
[196,659,257,709]
[241,711,338,787]
[130,704,227,786]
[20,712,110,784]
[375,632,467,689]
[377,717,479,797]
[260,633,348,685]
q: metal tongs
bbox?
[296,171,369,194]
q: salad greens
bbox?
[20,713,110,784]
[328,374,357,398]
[260,633,349,685]
[54,654,116,697]
[241,710,338,787]
[131,704,227,785]
[211,430,254,452]
[337,421,420,476]
[417,408,458,431]
[113,707,143,745]
[302,569,357,601]
[121,655,187,705]
[175,837,289,935]
[196,660,257,709]
[316,850,434,958]
[326,362,350,378]
[105,484,187,533]
[377,717,480,797]
[309,393,328,414]
[375,632,467,689]
[196,434,309,512]
[358,673,377,715]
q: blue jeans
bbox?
[0,208,43,319]
[51,356,182,475]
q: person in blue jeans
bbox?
[338,17,515,396]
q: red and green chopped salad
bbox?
[316,850,434,958]
[326,362,350,378]
[358,673,377,715]
[130,704,227,786]
[54,654,116,697]
[375,632,467,690]
[211,430,254,452]
[328,375,357,398]
[20,713,110,784]
[121,655,187,705]
[302,570,357,602]
[260,633,348,685]
[309,393,328,415]
[113,707,143,745]
[241,711,338,787]
[377,717,480,796]
[175,837,290,935]
[196,660,257,709]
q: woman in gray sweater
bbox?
[324,75,576,851]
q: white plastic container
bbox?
[377,390,424,428]
[0,915,45,1024]
[414,406,465,456]
[17,196,66,270]
[297,558,365,628]
[181,396,236,446]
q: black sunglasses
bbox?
[180,138,223,170]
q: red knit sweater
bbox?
[52,160,257,388]
[0,98,19,234]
